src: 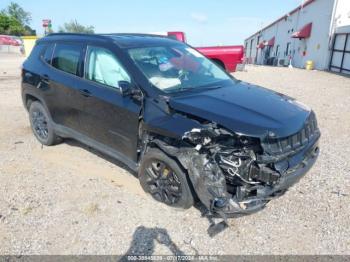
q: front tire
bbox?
[139,148,194,209]
[29,101,61,146]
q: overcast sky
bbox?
[1,0,305,46]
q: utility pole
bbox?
[42,19,52,35]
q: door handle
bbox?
[79,89,92,97]
[41,74,50,84]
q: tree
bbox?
[1,2,31,26]
[58,20,94,34]
[0,13,25,35]
[24,25,36,35]
[0,2,35,35]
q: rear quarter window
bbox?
[27,43,46,61]
[52,44,82,76]
[42,43,55,64]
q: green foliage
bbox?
[58,20,94,34]
[23,25,36,35]
[2,2,31,26]
[0,2,35,36]
[0,13,24,35]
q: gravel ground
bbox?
[0,54,349,255]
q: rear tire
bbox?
[139,148,194,209]
[29,101,61,146]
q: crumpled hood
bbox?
[168,81,311,138]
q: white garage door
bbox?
[330,33,350,75]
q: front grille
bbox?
[262,111,319,156]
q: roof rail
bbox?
[43,33,113,42]
[100,33,168,38]
[46,32,99,37]
[46,32,165,37]
[45,32,168,40]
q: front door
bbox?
[79,45,142,162]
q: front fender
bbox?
[142,97,202,138]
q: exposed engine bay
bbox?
[145,120,320,235]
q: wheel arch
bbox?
[23,92,53,119]
[25,94,40,110]
[139,132,199,202]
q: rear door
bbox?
[45,42,87,132]
[78,44,142,161]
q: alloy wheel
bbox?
[145,161,182,205]
[31,110,49,140]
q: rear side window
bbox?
[52,44,82,76]
[27,43,46,60]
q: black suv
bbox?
[22,33,320,219]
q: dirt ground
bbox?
[0,54,349,255]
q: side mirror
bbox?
[117,81,132,96]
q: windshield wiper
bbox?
[199,85,222,90]
[183,85,222,92]
[166,84,223,94]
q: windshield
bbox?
[127,44,233,93]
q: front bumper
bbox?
[224,135,320,216]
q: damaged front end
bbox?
[150,114,320,219]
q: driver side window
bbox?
[85,46,131,89]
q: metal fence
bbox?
[0,44,23,54]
